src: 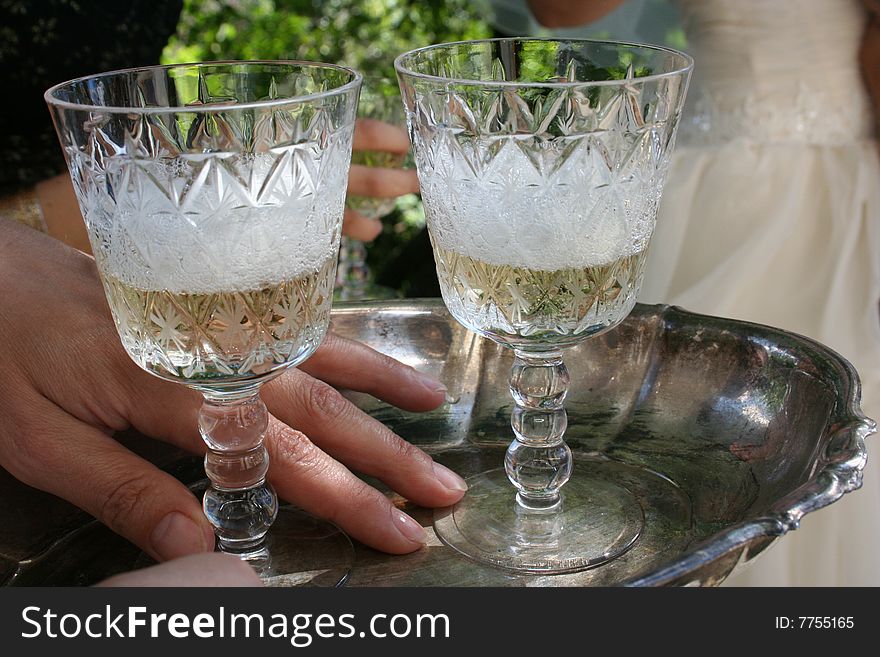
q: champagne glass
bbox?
[396,39,692,573]
[45,61,361,579]
[337,76,409,300]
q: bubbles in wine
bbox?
[82,152,345,295]
[418,138,661,271]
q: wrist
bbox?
[34,174,91,254]
[0,186,47,233]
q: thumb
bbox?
[3,398,214,562]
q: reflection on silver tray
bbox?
[0,301,873,586]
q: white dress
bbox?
[639,0,880,586]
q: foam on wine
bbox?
[82,153,345,294]
[418,138,660,271]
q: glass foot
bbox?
[133,504,354,586]
[434,463,644,574]
[242,505,355,586]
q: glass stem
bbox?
[505,350,573,511]
[199,389,278,558]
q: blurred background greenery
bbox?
[162,0,493,297]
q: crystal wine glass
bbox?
[396,39,692,573]
[45,61,361,578]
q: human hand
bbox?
[0,219,464,563]
[343,118,419,241]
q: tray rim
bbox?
[333,299,875,585]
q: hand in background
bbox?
[343,118,419,241]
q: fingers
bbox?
[265,417,431,553]
[263,369,466,511]
[299,332,447,412]
[353,118,411,154]
[97,553,262,587]
[1,395,214,562]
[344,117,420,245]
[342,207,383,241]
[117,366,205,453]
[347,164,419,198]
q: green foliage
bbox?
[163,0,492,80]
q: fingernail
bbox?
[413,369,447,395]
[150,512,211,561]
[391,509,426,545]
[433,462,468,492]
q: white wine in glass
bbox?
[46,61,362,580]
[397,38,692,573]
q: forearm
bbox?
[861,3,880,136]
[526,0,627,28]
[0,186,46,234]
[0,174,90,253]
[34,173,90,253]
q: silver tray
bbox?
[1,300,873,586]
